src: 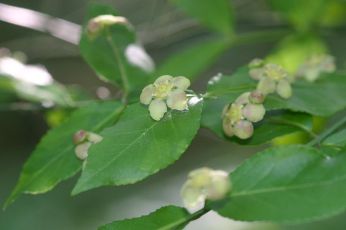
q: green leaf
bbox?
[323,129,346,147]
[202,68,346,143]
[99,206,197,230]
[265,73,346,116]
[79,4,154,98]
[171,0,234,36]
[4,101,124,208]
[213,145,346,223]
[155,39,229,81]
[72,100,203,194]
[267,0,327,31]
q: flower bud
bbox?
[234,120,254,139]
[188,168,213,188]
[235,92,250,105]
[207,170,232,200]
[73,130,88,145]
[242,104,266,123]
[181,182,206,213]
[87,15,129,37]
[249,90,265,104]
[248,58,264,68]
[75,142,91,160]
[276,79,292,99]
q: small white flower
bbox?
[222,92,265,139]
[297,54,336,82]
[181,168,231,213]
[140,75,191,121]
[75,142,91,160]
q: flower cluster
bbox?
[249,59,292,99]
[140,75,191,121]
[181,167,231,213]
[73,130,103,160]
[222,91,266,139]
[296,54,336,82]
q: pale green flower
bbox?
[222,92,266,139]
[181,167,231,213]
[297,54,336,82]
[140,75,191,121]
[249,62,293,99]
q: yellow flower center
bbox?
[154,82,173,99]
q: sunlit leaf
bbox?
[213,145,346,223]
[72,100,203,194]
[4,101,124,208]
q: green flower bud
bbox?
[234,120,254,139]
[276,79,292,99]
[249,90,265,104]
[149,99,167,121]
[242,104,266,123]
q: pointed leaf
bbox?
[5,101,124,208]
[213,145,346,223]
[80,4,154,97]
[99,206,196,230]
[72,100,203,194]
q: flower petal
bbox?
[173,76,190,90]
[148,99,167,121]
[207,171,231,200]
[181,183,206,214]
[154,75,173,86]
[87,132,103,144]
[234,120,254,139]
[235,92,250,105]
[242,104,266,123]
[140,84,154,105]
[167,89,188,110]
[257,77,276,95]
[276,79,292,99]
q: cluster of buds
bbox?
[87,15,132,38]
[296,54,336,82]
[181,167,231,213]
[249,59,292,99]
[222,91,266,139]
[140,75,191,121]
[73,130,103,160]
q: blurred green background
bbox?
[1,0,346,229]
